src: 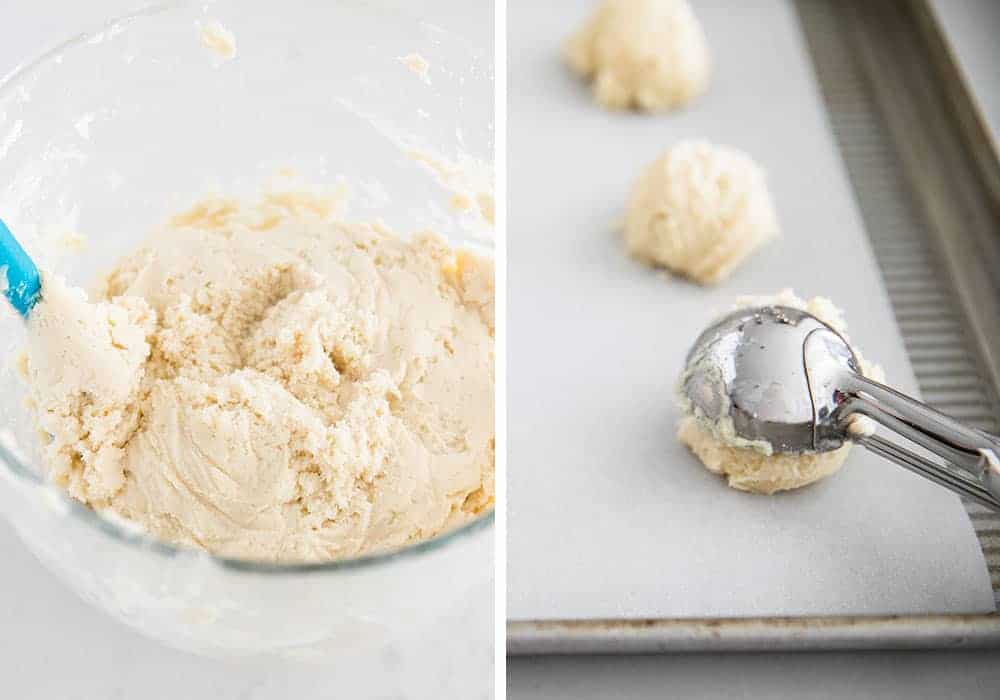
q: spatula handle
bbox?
[0,218,40,317]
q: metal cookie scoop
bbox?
[681,305,1000,510]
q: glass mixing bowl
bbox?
[0,0,493,692]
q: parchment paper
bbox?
[507,0,996,620]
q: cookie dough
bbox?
[198,20,237,61]
[624,141,780,285]
[399,53,431,84]
[22,192,495,563]
[564,0,711,111]
[677,290,883,494]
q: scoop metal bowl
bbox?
[681,305,1000,509]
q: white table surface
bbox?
[508,651,1000,700]
[0,1,493,699]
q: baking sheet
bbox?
[507,0,996,620]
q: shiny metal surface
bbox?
[682,306,1000,510]
[509,614,1000,654]
[681,306,859,453]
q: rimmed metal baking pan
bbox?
[509,0,1000,654]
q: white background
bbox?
[1,2,999,699]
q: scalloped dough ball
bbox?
[564,0,711,111]
[624,141,780,285]
[678,290,885,494]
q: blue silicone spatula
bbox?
[0,218,40,317]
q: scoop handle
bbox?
[839,372,1000,510]
[0,218,40,317]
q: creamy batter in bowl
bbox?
[0,0,493,690]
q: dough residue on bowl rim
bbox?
[197,19,237,61]
[398,52,431,84]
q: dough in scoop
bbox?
[624,141,780,285]
[564,0,710,111]
[677,290,884,494]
